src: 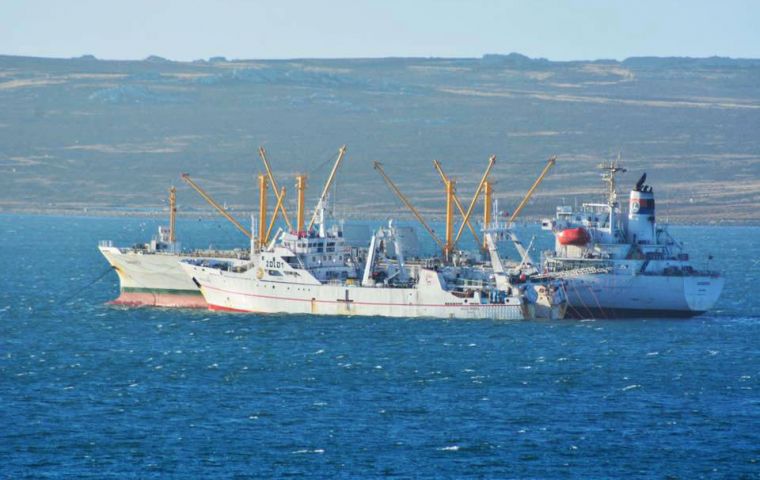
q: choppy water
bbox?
[1,215,758,478]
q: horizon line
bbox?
[2,51,760,64]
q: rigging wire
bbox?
[60,266,115,305]
[308,148,341,176]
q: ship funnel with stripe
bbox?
[627,172,655,244]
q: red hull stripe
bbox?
[202,284,521,309]
[109,291,208,309]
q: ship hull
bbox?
[99,246,207,308]
[563,272,724,319]
[110,288,207,309]
[183,264,532,320]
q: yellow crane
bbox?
[453,155,496,245]
[180,173,252,239]
[373,161,445,252]
[432,160,481,248]
[508,156,557,225]
[258,146,294,231]
[307,145,347,232]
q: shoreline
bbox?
[2,208,758,227]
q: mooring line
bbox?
[60,266,115,305]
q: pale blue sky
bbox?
[2,0,759,61]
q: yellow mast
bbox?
[508,156,556,225]
[445,178,455,260]
[373,161,444,251]
[296,175,307,233]
[168,186,177,243]
[482,180,492,250]
[258,147,294,231]
[258,173,268,247]
[432,160,481,247]
[180,173,252,239]
[453,155,496,245]
[307,145,347,232]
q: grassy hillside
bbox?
[1,53,758,223]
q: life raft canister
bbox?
[557,227,590,246]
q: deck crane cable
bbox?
[307,145,347,232]
[308,148,342,176]
[306,147,346,218]
[373,161,445,251]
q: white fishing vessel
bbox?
[541,161,724,318]
[181,148,565,320]
[99,185,249,308]
[182,221,533,320]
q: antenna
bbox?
[598,153,627,206]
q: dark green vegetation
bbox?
[1,53,758,222]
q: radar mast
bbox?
[598,152,627,206]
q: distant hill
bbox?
[1,53,758,223]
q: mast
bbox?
[168,186,177,243]
[482,181,492,251]
[445,178,456,261]
[599,153,627,207]
[296,175,307,233]
[258,173,268,247]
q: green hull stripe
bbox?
[121,287,203,296]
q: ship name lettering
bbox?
[265,259,284,269]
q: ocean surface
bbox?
[1,214,758,478]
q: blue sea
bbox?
[1,214,758,478]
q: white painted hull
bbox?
[98,246,206,307]
[98,246,247,308]
[182,263,533,320]
[99,246,200,292]
[564,272,724,317]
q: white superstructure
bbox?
[541,162,724,318]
